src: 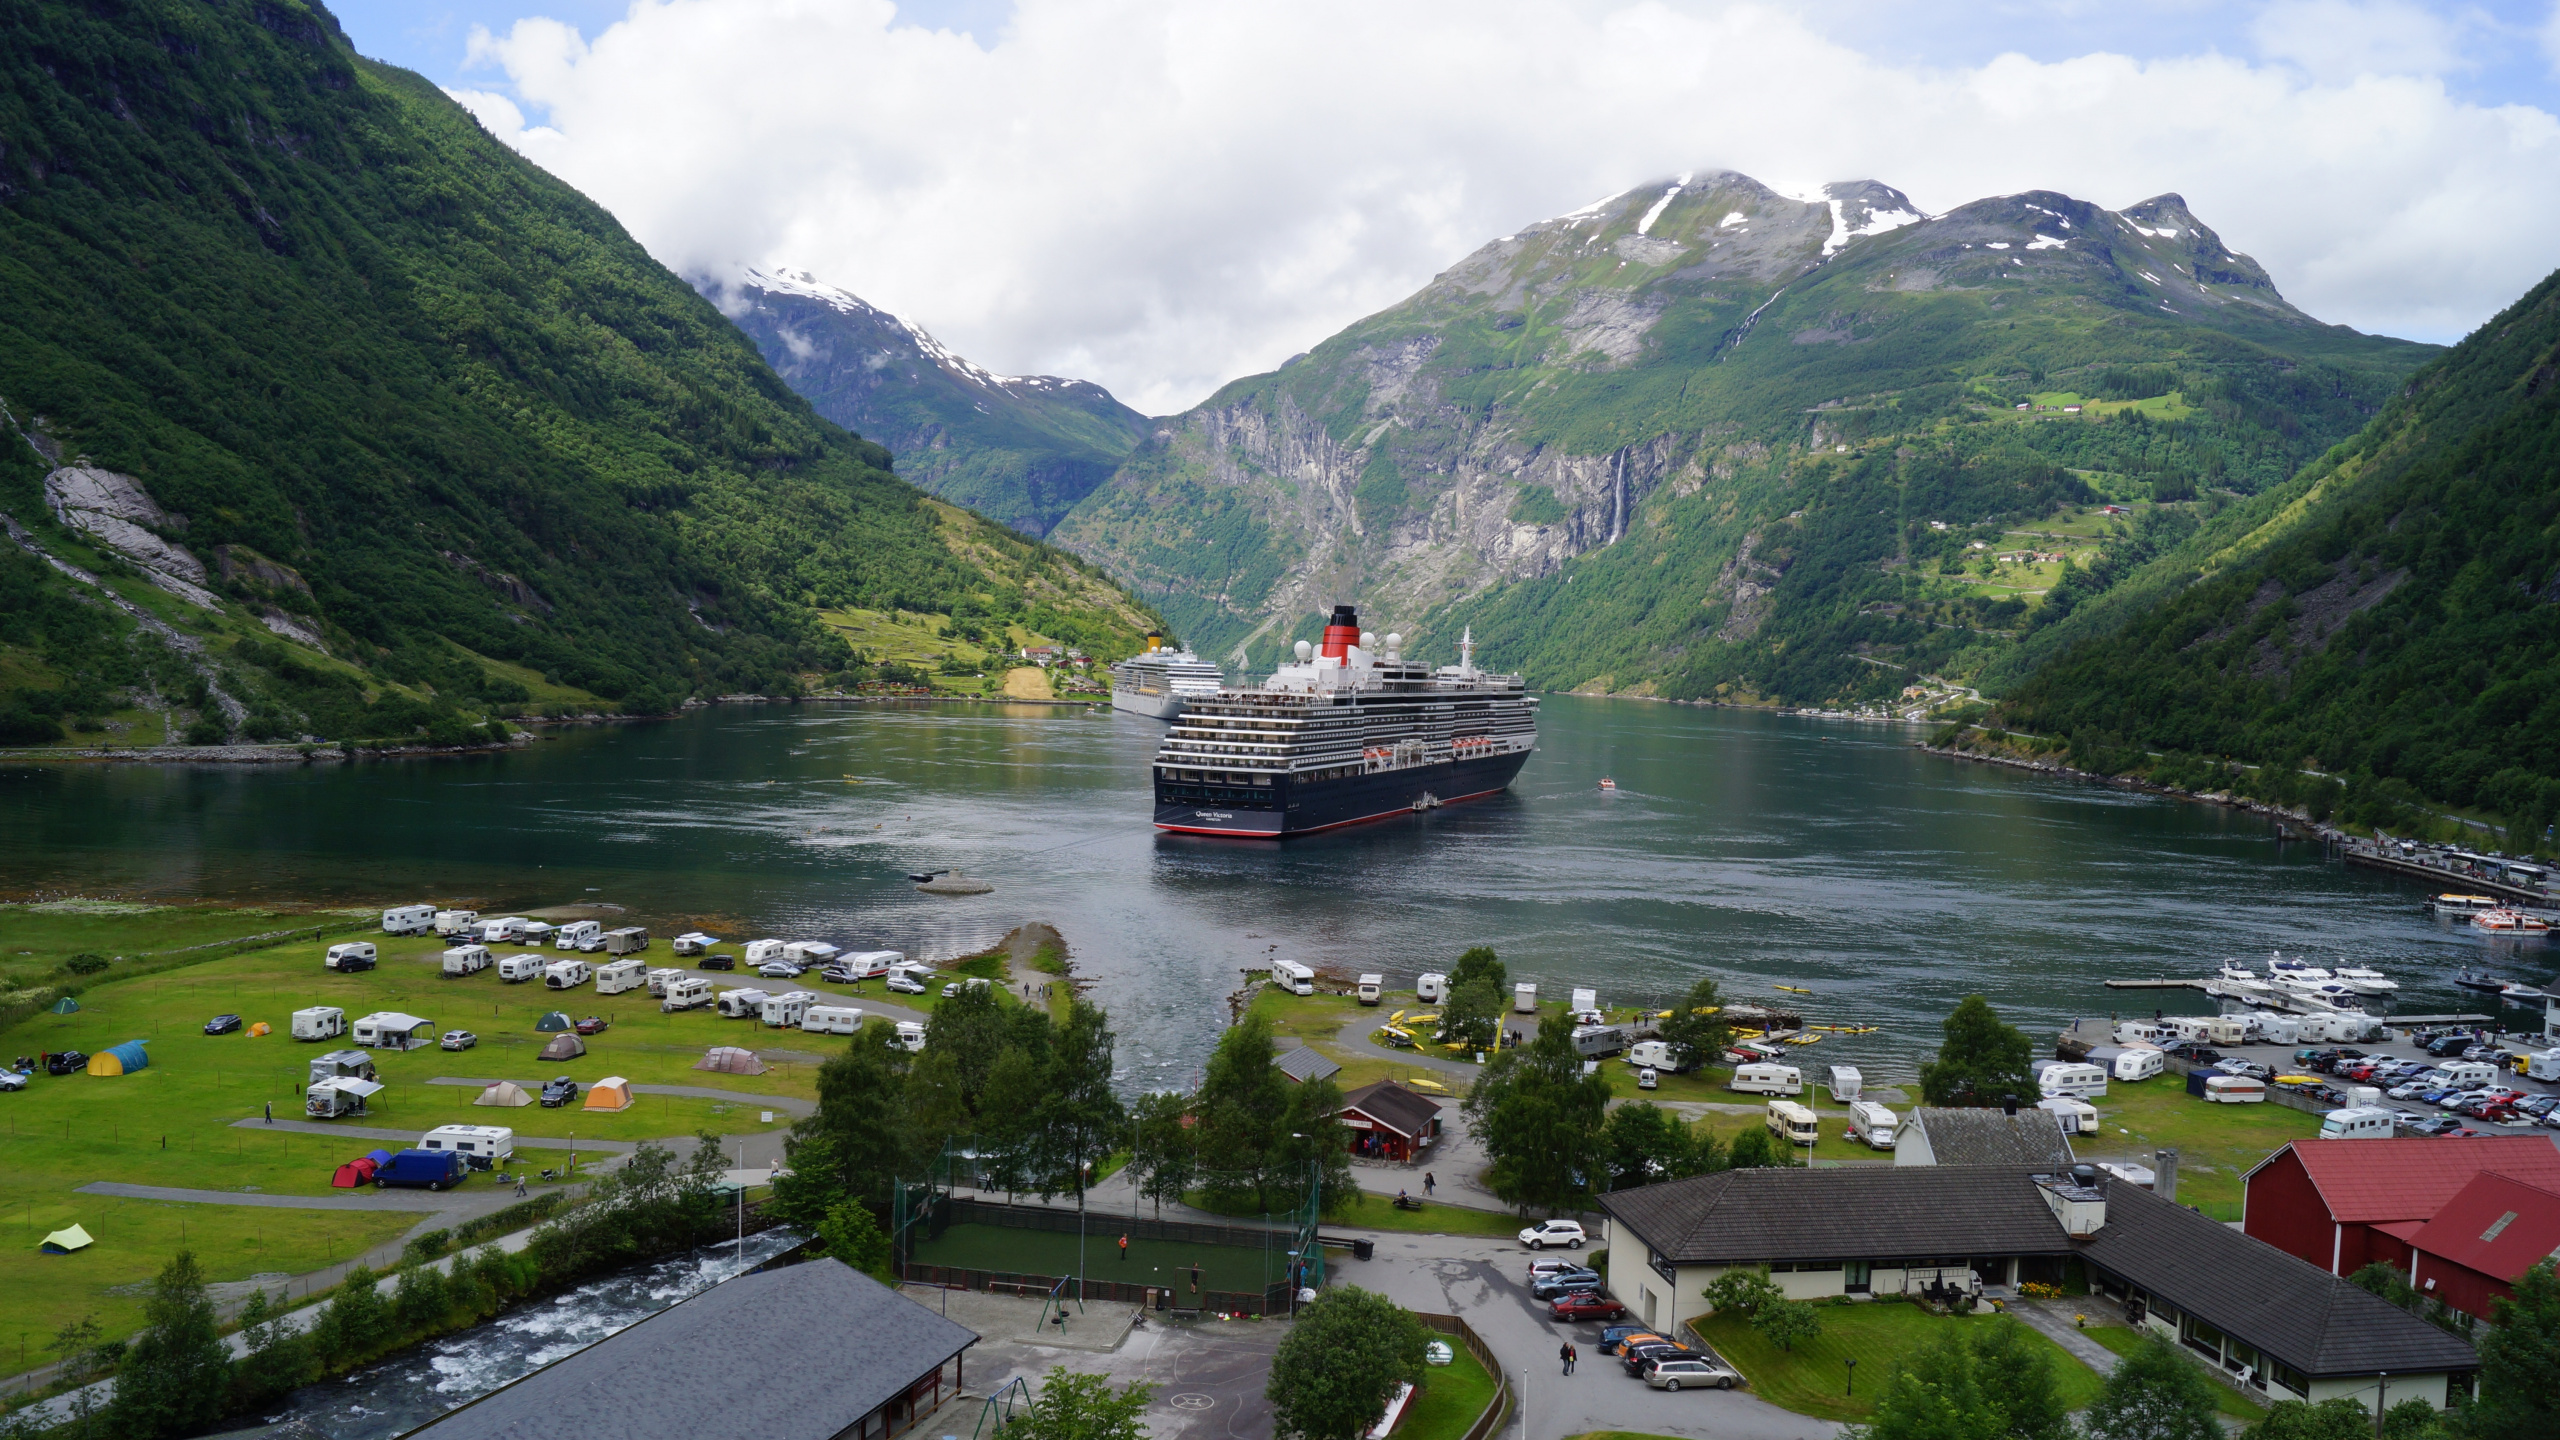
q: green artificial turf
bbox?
[911,1222,1284,1299]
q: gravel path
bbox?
[74,1182,513,1212]
[423,1076,815,1118]
[224,1117,643,1153]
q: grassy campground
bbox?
[1399,1341,1497,1440]
[1691,1304,2103,1423]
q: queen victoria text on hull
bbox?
[1151,605,1538,837]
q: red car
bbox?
[1549,1293,1626,1322]
[574,1015,611,1035]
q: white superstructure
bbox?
[1110,634,1224,720]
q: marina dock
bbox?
[2338,843,2554,906]
[2101,976,2491,1026]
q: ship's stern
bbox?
[1153,801,1286,836]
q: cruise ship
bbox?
[1109,634,1224,720]
[1151,605,1538,837]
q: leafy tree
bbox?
[2244,1398,2384,1440]
[1600,1102,1698,1190]
[925,981,1014,1116]
[1449,946,1506,993]
[105,1251,231,1439]
[1031,999,1125,1209]
[313,1264,392,1367]
[1197,1015,1292,1208]
[1655,975,1731,1071]
[1463,1018,1611,1213]
[1857,1329,1996,1440]
[1267,1287,1429,1440]
[1439,973,1505,1053]
[1918,996,2036,1108]
[1970,1316,2072,1440]
[1725,1124,1786,1170]
[2083,1333,2222,1440]
[2380,1398,2446,1440]
[1753,1298,1821,1352]
[773,1021,915,1223]
[2471,1256,2560,1439]
[817,1201,896,1284]
[1703,1268,1784,1317]
[1276,1074,1360,1213]
[231,1287,315,1409]
[1012,1367,1155,1440]
[390,1262,451,1333]
[1129,1089,1198,1216]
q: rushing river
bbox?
[2,697,2545,1085]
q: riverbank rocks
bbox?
[916,871,994,895]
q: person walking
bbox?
[515,1176,528,1198]
[1118,1233,1130,1263]
[1189,1261,1201,1298]
[1423,1172,1435,1197]
[264,1101,272,1124]
[1559,1341,1575,1375]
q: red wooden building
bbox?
[1339,1079,1442,1163]
[2241,1136,2560,1276]
[2406,1171,2560,1322]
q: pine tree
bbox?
[107,1251,231,1438]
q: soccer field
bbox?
[912,1222,1302,1298]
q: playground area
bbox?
[910,1222,1304,1301]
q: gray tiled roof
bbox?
[408,1259,977,1440]
[1340,1080,1441,1138]
[2078,1183,2480,1378]
[1273,1045,1341,1084]
[1602,1165,2076,1265]
[1909,1108,2074,1168]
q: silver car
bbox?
[1643,1355,1741,1392]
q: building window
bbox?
[1649,1249,1676,1285]
[1844,1262,1871,1294]
[2269,1361,2309,1398]
[2446,1372,2474,1406]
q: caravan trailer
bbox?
[2034,1061,2109,1098]
[2167,1015,2248,1047]
[1828,1066,1864,1103]
[1513,983,1539,1014]
[1272,960,1315,996]
[441,945,493,978]
[1357,975,1383,1006]
[1847,1100,1899,1148]
[542,959,593,991]
[419,1124,515,1168]
[433,909,480,937]
[760,991,815,1028]
[290,1006,347,1042]
[2037,1096,2100,1136]
[802,1004,865,1035]
[1729,1062,1803,1096]
[2203,1075,2267,1104]
[1415,973,1448,1003]
[892,1020,927,1052]
[594,959,647,996]
[553,921,603,953]
[2113,1021,2167,1047]
[833,950,903,980]
[716,988,772,1019]
[1570,987,1599,1017]
[382,904,437,936]
[743,939,787,966]
[2084,1046,2165,1083]
[1766,1100,1820,1147]
[325,943,378,972]
[660,977,714,1012]
[480,917,534,944]
[604,927,650,956]
[1628,1040,1694,1074]
[670,932,718,957]
[784,942,839,967]
[644,967,688,997]
[352,1012,433,1049]
[497,953,547,983]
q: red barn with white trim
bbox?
[2241,1136,2560,1276]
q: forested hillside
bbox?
[1992,267,2560,835]
[0,0,1154,749]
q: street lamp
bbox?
[1845,1357,1856,1397]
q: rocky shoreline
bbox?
[1919,740,2328,838]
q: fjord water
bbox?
[1,698,2538,1084]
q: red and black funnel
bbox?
[1320,604,1359,660]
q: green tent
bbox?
[49,997,80,1014]
[40,1225,93,1254]
[534,1011,573,1032]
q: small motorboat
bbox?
[2499,982,2546,1002]
[2266,953,2331,979]
[2429,893,2500,914]
[2452,968,2509,993]
[2471,909,2551,934]
[1598,777,1617,791]
[2217,963,2269,991]
[906,869,946,883]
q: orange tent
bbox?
[582,1076,633,1112]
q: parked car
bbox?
[203,1014,243,1036]
[2427,1035,2472,1057]
[698,954,737,971]
[1550,1293,1626,1322]
[539,1076,580,1107]
[2443,1127,2488,1139]
[1598,1325,1661,1355]
[1643,1354,1742,1391]
[0,1069,27,1092]
[2168,1044,2223,1066]
[1528,1259,1595,1280]
[2516,1095,2560,1118]
[441,1030,478,1051]
[2462,1045,2502,1063]
[574,1015,611,1035]
[2401,1115,2461,1136]
[44,1051,87,1075]
[1519,1219,1587,1250]
[2216,1059,2274,1081]
[758,961,805,980]
[1622,1341,1704,1377]
[1530,1273,1606,1302]
[886,971,929,995]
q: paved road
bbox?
[423,1076,817,1117]
[225,1118,643,1153]
[75,1182,512,1212]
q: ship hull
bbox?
[1155,748,1530,837]
[1111,686,1189,721]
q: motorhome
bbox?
[2034,1060,2110,1098]
[2436,1060,2497,1089]
[802,1004,865,1035]
[671,932,719,957]
[785,942,840,967]
[604,927,650,956]
[352,1012,433,1049]
[419,1124,515,1168]
[660,977,714,1012]
[497,953,547,983]
[1766,1100,1820,1147]
[1729,1062,1803,1096]
[2036,1096,2099,1135]
[1628,1040,1693,1074]
[553,921,603,952]
[892,1020,927,1052]
[1570,987,1599,1017]
[543,959,593,991]
[441,945,493,977]
[2250,1014,2303,1045]
[1513,983,1538,1014]
[1827,1066,1863,1103]
[1571,1024,1628,1059]
[594,958,647,996]
[760,991,815,1028]
[1415,973,1448,1003]
[644,967,688,997]
[1847,1099,1898,1148]
[307,1049,375,1084]
[743,939,787,966]
[432,909,480,937]
[2084,1045,2165,1083]
[291,1006,347,1041]
[2319,1107,2396,1140]
[1357,975,1384,1006]
[1272,960,1315,996]
[716,988,772,1019]
[382,904,437,936]
[2203,1074,2267,1104]
[480,917,534,944]
[2525,1049,2560,1082]
[2113,1021,2167,1047]
[324,942,378,972]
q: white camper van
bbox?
[1729,1062,1803,1096]
[2436,1060,2497,1089]
[1767,1100,1820,1147]
[2036,1096,2100,1135]
[2204,1075,2267,1104]
[420,1124,515,1166]
[2319,1107,2396,1140]
[785,942,839,967]
[441,945,493,977]
[291,1005,347,1041]
[480,917,533,944]
[802,1004,865,1035]
[382,904,437,936]
[892,1020,928,1052]
[743,939,787,966]
[2113,1021,2167,1047]
[1357,975,1384,1006]
[716,988,772,1019]
[1827,1066,1863,1103]
[645,967,688,997]
[1415,973,1448,1003]
[2253,1014,2303,1045]
[432,909,480,937]
[497,952,547,983]
[553,921,603,952]
[1513,983,1538,1014]
[594,958,647,996]
[325,942,379,972]
[1847,1099,1899,1148]
[2526,1049,2560,1082]
[1272,960,1315,996]
[543,959,593,990]
[660,976,714,1012]
[760,991,815,1028]
[2035,1061,2110,1098]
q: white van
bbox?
[1767,1100,1819,1147]
[382,904,437,936]
[1730,1062,1803,1096]
[433,909,480,937]
[785,941,839,967]
[645,967,688,997]
[833,950,903,979]
[2037,1096,2099,1135]
[2204,1074,2267,1104]
[1273,960,1315,996]
[1847,1099,1898,1148]
[717,988,772,1019]
[892,1020,927,1052]
[594,958,647,995]
[291,1005,347,1041]
[2435,1060,2496,1089]
[480,917,532,944]
[802,1004,865,1035]
[441,945,493,977]
[1357,975,1384,1006]
[661,976,714,1012]
[1513,982,1539,1014]
[2319,1107,2396,1140]
[553,921,603,952]
[1415,973,1448,1003]
[2114,1021,2166,1047]
[325,942,378,971]
[760,991,815,1028]
[743,939,787,966]
[420,1124,515,1165]
[1827,1065,1863,1103]
[543,958,593,990]
[497,952,547,983]
[2035,1061,2109,1099]
[2526,1049,2560,1082]
[1628,1040,1692,1074]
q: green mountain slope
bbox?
[1994,267,2560,830]
[1052,171,2434,696]
[0,0,1155,747]
[707,268,1152,538]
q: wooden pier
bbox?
[2104,979,2207,991]
[2340,847,2553,906]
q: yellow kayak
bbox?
[1405,1075,1451,1095]
[1775,984,1813,994]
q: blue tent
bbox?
[49,997,79,1014]
[86,1040,148,1076]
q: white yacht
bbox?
[2328,966,2399,996]
[1109,634,1224,720]
[2266,954,2331,980]
[2216,963,2269,992]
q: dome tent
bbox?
[474,1080,534,1107]
[40,1224,93,1254]
[331,1155,379,1188]
[534,1011,574,1033]
[49,997,79,1014]
[582,1076,633,1111]
[538,1033,586,1061]
[87,1040,148,1076]
[692,1046,766,1075]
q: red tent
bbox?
[331,1155,379,1188]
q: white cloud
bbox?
[2251,0,2466,81]
[452,0,2560,415]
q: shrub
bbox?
[63,953,110,975]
